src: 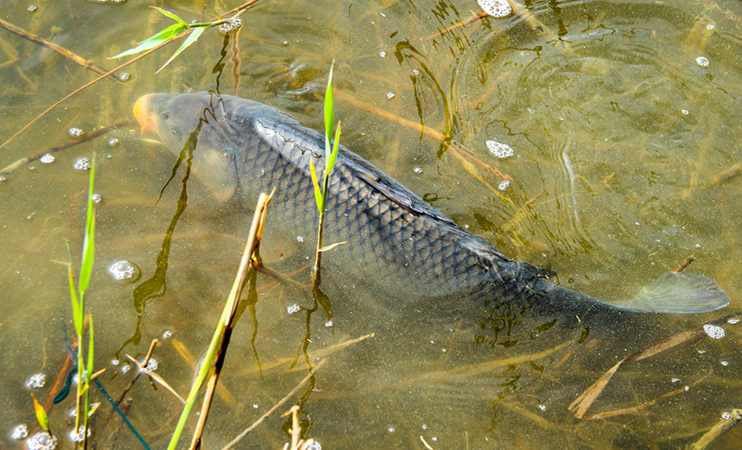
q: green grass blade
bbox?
[152,6,187,26]
[66,241,83,336]
[110,23,184,59]
[310,159,323,212]
[86,315,94,384]
[31,394,51,433]
[78,157,96,294]
[326,121,342,174]
[156,27,205,74]
[323,62,335,161]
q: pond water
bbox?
[1,0,742,449]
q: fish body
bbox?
[133,92,729,320]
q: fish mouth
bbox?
[133,94,157,135]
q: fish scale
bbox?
[133,92,730,322]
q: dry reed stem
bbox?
[189,191,274,450]
[671,256,695,273]
[690,408,742,450]
[0,18,124,84]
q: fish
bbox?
[132,92,729,327]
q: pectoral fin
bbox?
[604,272,730,313]
[192,147,237,202]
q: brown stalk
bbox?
[671,256,695,273]
[0,120,134,176]
[0,18,124,84]
[188,191,274,450]
[0,31,186,151]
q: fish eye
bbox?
[171,129,179,137]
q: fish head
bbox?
[134,92,246,202]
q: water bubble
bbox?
[111,359,119,366]
[703,324,725,340]
[26,431,57,450]
[386,92,396,99]
[498,180,511,191]
[28,5,37,12]
[68,127,85,140]
[11,424,28,440]
[388,427,395,433]
[40,154,55,164]
[109,261,141,283]
[380,51,387,57]
[143,358,158,374]
[162,330,173,339]
[282,40,289,46]
[413,167,423,174]
[706,24,715,31]
[695,56,709,67]
[253,404,259,409]
[26,373,46,389]
[477,0,512,17]
[219,18,243,35]
[722,412,732,420]
[0,176,5,182]
[68,426,89,443]
[121,363,131,374]
[306,441,322,450]
[108,138,121,147]
[119,72,132,82]
[486,140,514,158]
[287,304,301,314]
[297,236,304,243]
[681,109,690,115]
[422,424,428,430]
[412,69,419,75]
[92,193,102,204]
[324,321,333,328]
[698,349,706,354]
[74,158,91,171]
[721,361,729,367]
[538,404,547,411]
[727,318,740,325]
[671,377,680,383]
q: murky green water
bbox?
[1,0,742,448]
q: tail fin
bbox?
[603,272,730,313]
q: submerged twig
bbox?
[570,313,741,418]
[0,120,134,176]
[671,256,695,273]
[0,18,124,84]
[220,358,329,450]
[690,408,742,450]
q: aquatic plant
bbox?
[111,6,248,73]
[66,156,98,448]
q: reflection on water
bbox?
[0,0,741,448]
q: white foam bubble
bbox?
[486,140,514,158]
[703,323,725,339]
[478,0,512,18]
[695,56,709,67]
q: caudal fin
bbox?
[603,272,730,313]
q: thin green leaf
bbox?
[87,402,100,418]
[319,241,347,252]
[323,61,335,161]
[66,247,82,336]
[156,27,205,74]
[86,315,94,384]
[152,6,187,26]
[326,121,342,174]
[110,23,185,59]
[78,157,96,294]
[31,393,51,432]
[310,159,323,212]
